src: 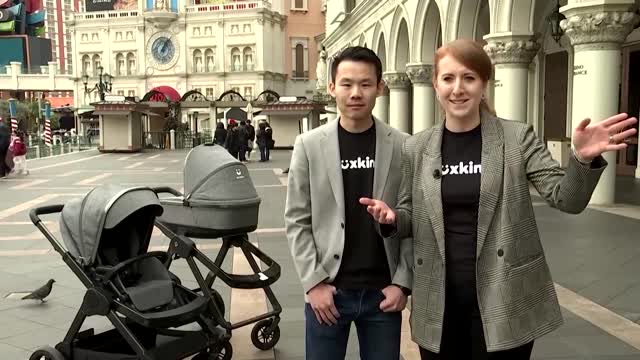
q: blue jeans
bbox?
[305,288,401,360]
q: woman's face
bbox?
[433,55,486,123]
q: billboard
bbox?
[85,0,137,12]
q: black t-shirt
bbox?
[332,122,391,290]
[441,124,482,313]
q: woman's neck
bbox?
[444,111,481,133]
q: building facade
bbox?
[321,0,640,205]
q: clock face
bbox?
[152,37,175,64]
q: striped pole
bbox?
[8,98,17,134]
[43,102,52,146]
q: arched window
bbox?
[92,54,101,76]
[205,49,214,72]
[243,47,253,71]
[295,44,304,78]
[116,53,125,76]
[81,54,91,75]
[193,49,203,73]
[231,47,241,71]
[126,52,135,75]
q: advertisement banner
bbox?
[85,0,137,12]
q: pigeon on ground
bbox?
[22,279,55,302]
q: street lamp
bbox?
[82,66,113,101]
[547,0,565,45]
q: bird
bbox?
[22,279,55,302]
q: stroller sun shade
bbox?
[60,185,163,266]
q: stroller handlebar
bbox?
[152,187,184,197]
[29,204,64,225]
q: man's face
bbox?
[329,60,384,122]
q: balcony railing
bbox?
[186,0,270,13]
[291,70,309,79]
[74,10,139,20]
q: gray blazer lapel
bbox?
[476,113,504,257]
[373,118,392,200]
[422,122,446,261]
[321,119,345,217]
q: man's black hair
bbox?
[330,46,383,84]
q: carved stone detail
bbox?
[383,71,411,89]
[483,38,540,65]
[560,11,640,46]
[405,64,433,85]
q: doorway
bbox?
[543,51,569,142]
[617,43,640,176]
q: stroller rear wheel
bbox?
[29,346,66,360]
[195,341,232,360]
[251,318,281,350]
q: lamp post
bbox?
[82,66,113,101]
[547,0,565,45]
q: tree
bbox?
[0,100,59,133]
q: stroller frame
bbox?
[153,186,283,350]
[29,205,232,360]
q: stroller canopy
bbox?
[60,185,163,266]
[182,144,259,206]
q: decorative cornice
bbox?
[560,11,639,46]
[483,37,540,65]
[383,71,410,89]
[405,64,433,85]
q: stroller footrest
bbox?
[118,296,209,329]
[149,329,211,359]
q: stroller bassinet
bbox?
[28,185,232,360]
[154,143,283,351]
[157,143,261,238]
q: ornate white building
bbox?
[69,0,287,107]
[321,0,640,205]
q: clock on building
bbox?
[146,31,180,71]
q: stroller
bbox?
[28,185,233,360]
[153,143,283,351]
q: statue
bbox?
[315,47,327,91]
[155,0,168,11]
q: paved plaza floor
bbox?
[1,148,640,359]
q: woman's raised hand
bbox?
[359,197,396,225]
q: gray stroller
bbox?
[153,143,283,351]
[28,185,232,360]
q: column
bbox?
[483,34,540,122]
[383,72,411,133]
[406,63,435,133]
[561,4,639,204]
[373,86,389,124]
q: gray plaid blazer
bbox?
[390,112,607,352]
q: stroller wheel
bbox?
[251,318,281,350]
[197,341,232,360]
[29,346,66,360]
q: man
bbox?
[0,118,11,178]
[245,119,256,160]
[285,46,413,360]
[237,120,249,162]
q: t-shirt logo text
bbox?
[442,161,481,176]
[341,157,375,170]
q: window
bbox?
[126,31,133,40]
[193,27,200,36]
[231,87,240,94]
[295,44,304,78]
[128,90,135,96]
[193,49,203,72]
[193,87,202,93]
[231,47,241,71]
[116,32,122,41]
[244,87,252,99]
[117,90,125,96]
[116,53,125,76]
[92,54,101,75]
[294,0,303,8]
[243,24,251,33]
[243,47,253,71]
[205,88,214,98]
[126,53,135,75]
[205,49,214,72]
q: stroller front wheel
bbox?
[197,341,232,360]
[29,346,66,360]
[251,318,281,350]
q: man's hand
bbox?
[359,197,396,225]
[379,285,408,312]
[307,283,340,325]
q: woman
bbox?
[214,121,227,146]
[360,39,637,359]
[255,121,269,162]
